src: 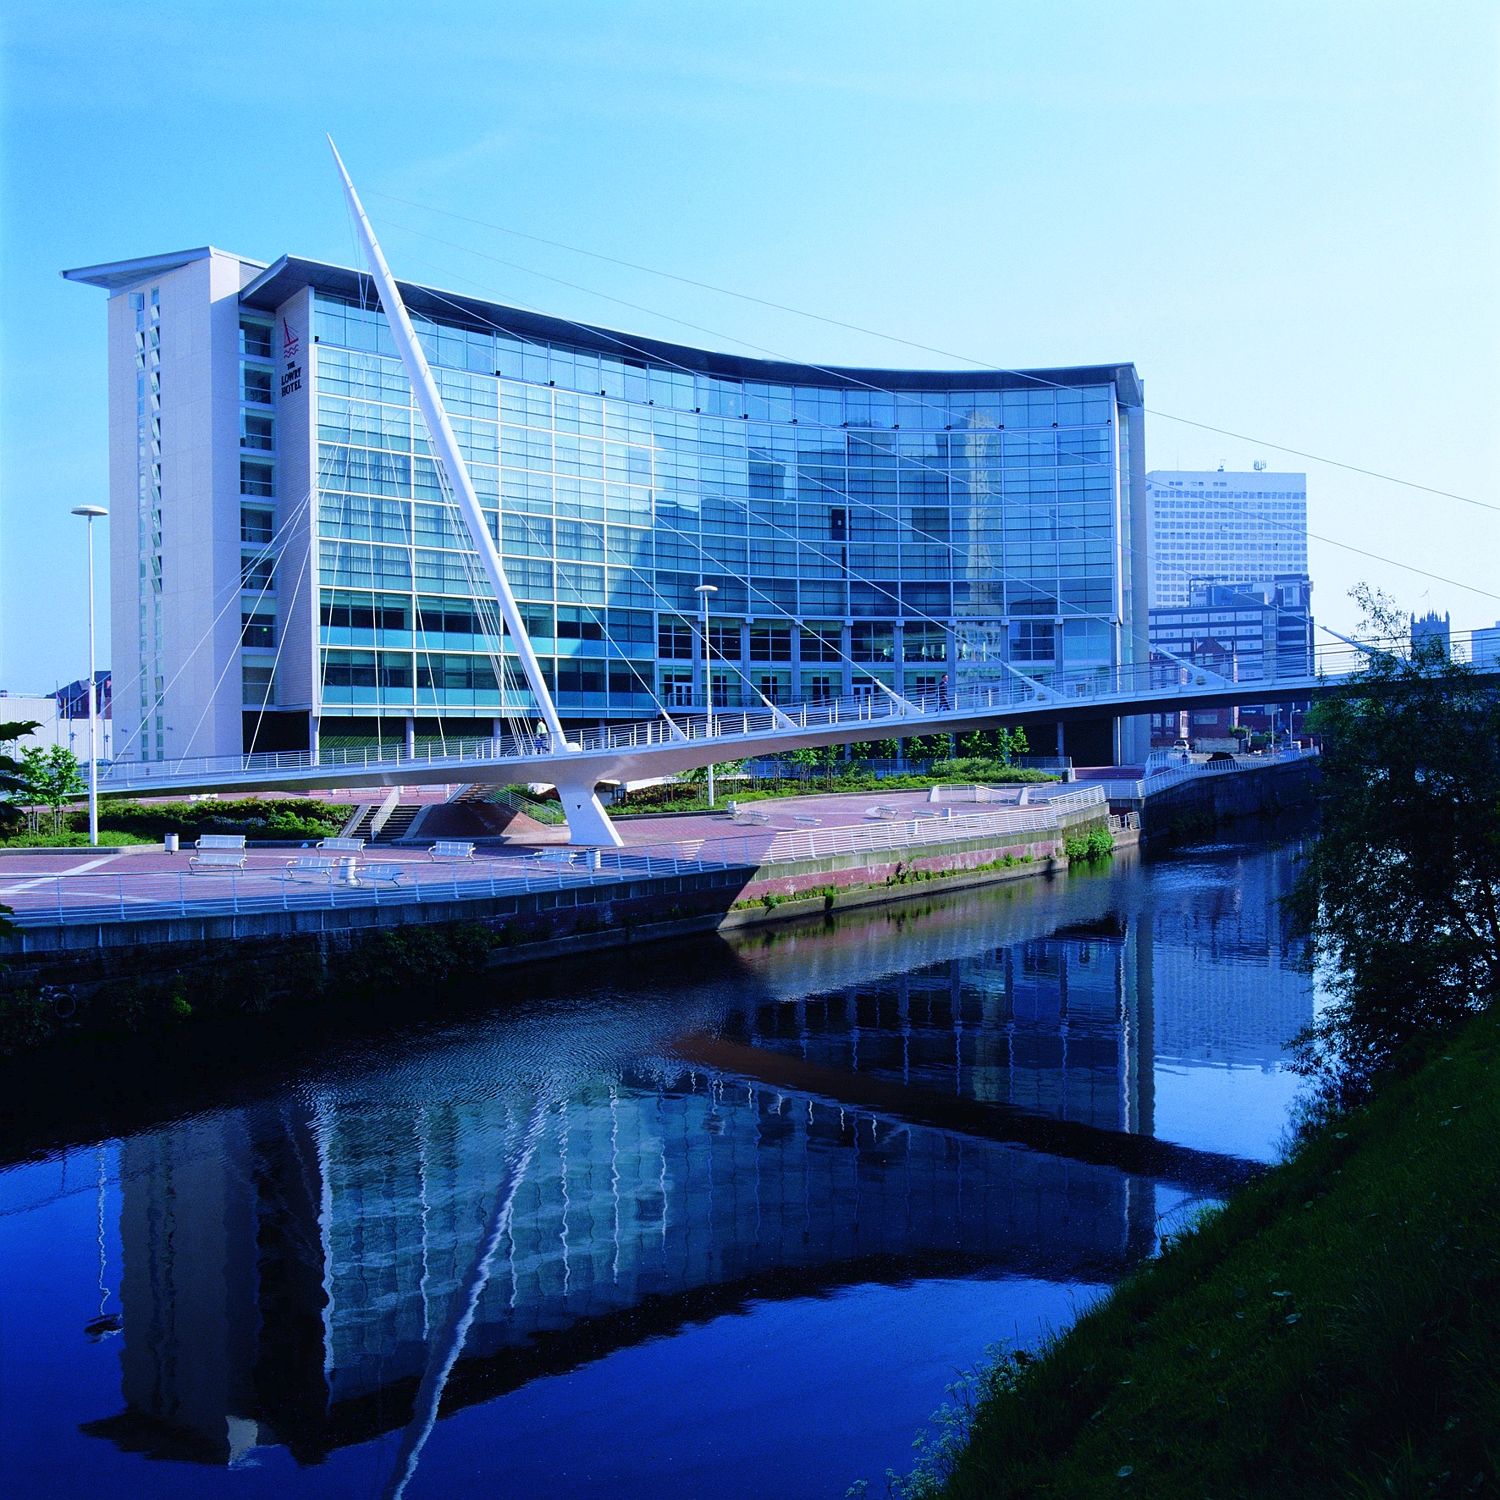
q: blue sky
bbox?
[3,0,1497,687]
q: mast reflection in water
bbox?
[17,841,1310,1497]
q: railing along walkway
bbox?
[86,642,1394,794]
[2,787,1105,936]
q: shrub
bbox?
[1064,823,1114,862]
[84,796,347,841]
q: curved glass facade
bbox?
[260,265,1145,743]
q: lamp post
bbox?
[694,583,718,809]
[71,505,107,847]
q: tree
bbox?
[785,745,839,786]
[1293,588,1500,1097]
[19,745,86,838]
[0,720,40,836]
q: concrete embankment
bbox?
[1136,755,1318,845]
[2,822,1100,973]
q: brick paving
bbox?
[0,781,1082,925]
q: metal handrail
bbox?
[4,786,1113,934]
[86,641,1387,793]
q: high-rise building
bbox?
[1147,575,1315,744]
[65,248,1148,765]
[1470,621,1500,669]
[1146,468,1307,609]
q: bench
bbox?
[195,834,246,850]
[189,833,246,870]
[317,836,366,854]
[279,855,340,884]
[428,840,475,862]
[189,849,247,873]
[792,814,820,827]
[863,804,901,821]
[732,807,771,826]
[354,862,406,888]
[530,848,578,868]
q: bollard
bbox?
[164,833,179,854]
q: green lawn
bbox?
[913,1012,1500,1499]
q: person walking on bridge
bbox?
[939,674,950,711]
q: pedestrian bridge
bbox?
[93,646,1373,843]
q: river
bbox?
[0,834,1311,1498]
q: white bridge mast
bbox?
[329,139,623,845]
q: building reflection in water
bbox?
[85,849,1310,1474]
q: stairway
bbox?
[373,803,421,843]
[341,804,379,839]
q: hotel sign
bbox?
[279,317,303,398]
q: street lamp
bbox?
[694,583,719,809]
[71,505,107,847]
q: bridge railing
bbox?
[90,632,1423,792]
[1101,746,1320,802]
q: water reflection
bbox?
[69,840,1311,1491]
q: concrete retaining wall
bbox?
[1142,758,1318,844]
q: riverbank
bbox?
[0,819,1130,1060]
[916,1009,1500,1499]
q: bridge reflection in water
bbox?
[84,850,1309,1474]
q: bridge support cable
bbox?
[366,193,1500,529]
[998,660,1063,703]
[382,1096,551,1500]
[520,498,923,735]
[331,140,629,846]
[403,270,1366,714]
[117,484,319,766]
[329,139,567,750]
[377,203,1500,612]
[397,248,1500,670]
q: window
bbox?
[800,624,842,662]
[829,506,848,541]
[240,459,274,497]
[242,555,275,590]
[239,320,274,359]
[241,412,274,451]
[748,624,792,661]
[556,606,604,641]
[326,595,410,632]
[753,672,788,704]
[242,367,273,405]
[658,617,695,659]
[707,622,740,659]
[850,623,894,662]
[1011,620,1055,663]
[903,624,948,662]
[241,612,276,649]
[240,508,274,545]
[242,664,275,702]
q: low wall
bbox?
[0,827,1070,976]
[1142,757,1318,845]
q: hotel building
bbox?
[65,248,1147,765]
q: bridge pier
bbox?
[552,772,625,848]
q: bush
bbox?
[1063,823,1114,862]
[0,829,147,848]
[85,797,348,841]
[928,758,1058,784]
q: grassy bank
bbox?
[910,1011,1500,1499]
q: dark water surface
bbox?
[1,837,1311,1498]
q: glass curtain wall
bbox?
[310,294,1124,739]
